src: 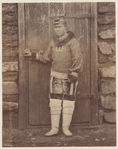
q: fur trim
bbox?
[53,31,74,47]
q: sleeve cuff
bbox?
[70,72,78,78]
[35,50,44,60]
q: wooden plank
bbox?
[84,3,91,95]
[38,62,51,125]
[26,3,41,49]
[26,3,40,125]
[27,3,51,125]
[91,3,99,124]
[49,14,93,19]
[28,61,51,125]
[65,3,76,34]
[40,3,50,51]
[76,3,91,96]
[28,61,41,125]
[71,3,91,124]
[39,98,51,125]
[26,3,50,51]
[38,3,51,125]
[49,3,64,16]
[18,3,28,129]
[75,3,81,40]
[29,61,51,125]
[72,99,91,123]
[76,94,93,99]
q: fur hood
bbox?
[53,31,74,47]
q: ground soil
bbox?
[2,124,116,147]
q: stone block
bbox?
[98,24,115,33]
[3,72,18,81]
[98,5,115,13]
[104,112,116,123]
[3,101,18,111]
[101,80,116,94]
[3,41,18,48]
[99,65,116,78]
[98,14,115,25]
[2,19,18,26]
[98,62,115,69]
[2,62,18,73]
[2,34,18,43]
[3,75,18,82]
[98,42,112,55]
[3,94,19,102]
[99,29,115,39]
[3,82,18,94]
[7,20,18,26]
[2,48,18,58]
[3,110,18,128]
[2,14,18,22]
[111,44,116,51]
[2,26,18,35]
[100,95,116,110]
[2,4,17,13]
[108,55,116,62]
[2,56,19,62]
[98,51,108,63]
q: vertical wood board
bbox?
[26,3,51,125]
[76,3,91,96]
[72,99,91,123]
[18,3,28,129]
[90,3,99,124]
[65,3,76,33]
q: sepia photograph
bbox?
[2,1,116,147]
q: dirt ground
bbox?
[2,124,116,147]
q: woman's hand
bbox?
[24,49,32,57]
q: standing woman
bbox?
[24,16,83,137]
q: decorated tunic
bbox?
[35,31,83,78]
[35,31,83,100]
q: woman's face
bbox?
[54,24,67,37]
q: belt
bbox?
[51,70,68,79]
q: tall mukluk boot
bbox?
[44,99,62,137]
[62,100,75,136]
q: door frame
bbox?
[18,3,98,129]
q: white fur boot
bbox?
[62,100,75,136]
[44,99,62,137]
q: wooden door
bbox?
[18,3,98,129]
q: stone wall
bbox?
[97,2,116,123]
[2,3,19,128]
[2,3,116,128]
